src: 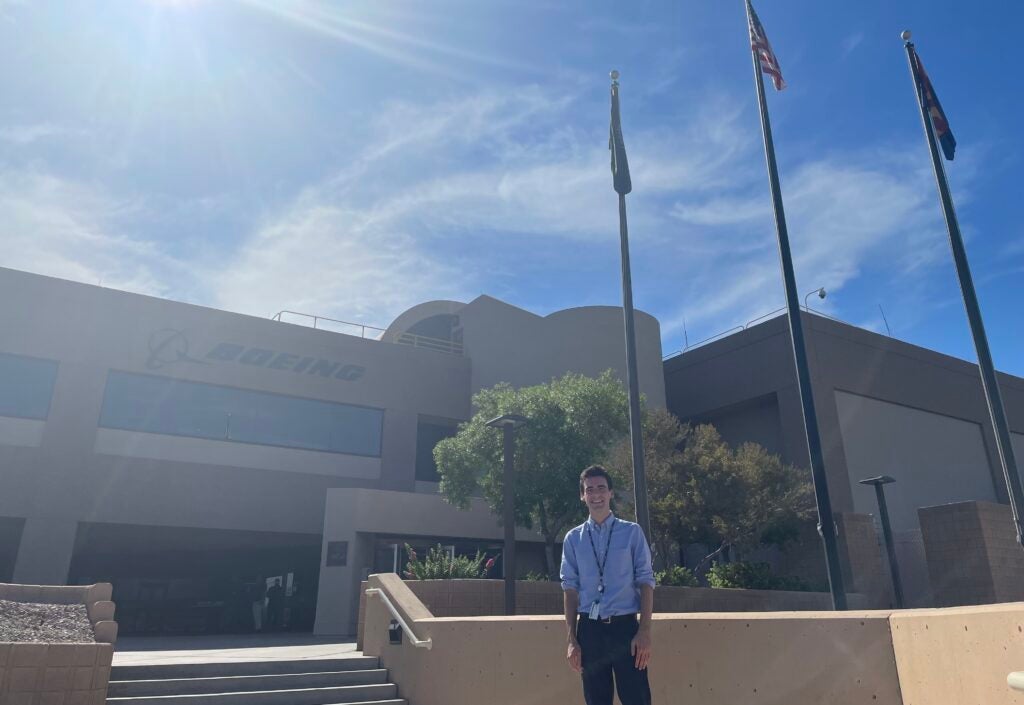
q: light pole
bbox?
[803,287,826,312]
[485,413,529,615]
[859,475,904,608]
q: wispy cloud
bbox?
[841,31,865,57]
[0,123,85,145]
[0,169,190,297]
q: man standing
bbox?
[561,465,655,705]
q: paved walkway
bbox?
[113,633,360,666]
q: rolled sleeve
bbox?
[631,526,656,589]
[560,532,580,592]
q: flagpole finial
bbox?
[901,30,911,41]
[610,69,620,85]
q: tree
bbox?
[605,412,814,573]
[434,371,631,577]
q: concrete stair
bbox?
[107,655,406,705]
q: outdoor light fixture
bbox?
[804,287,827,311]
[859,475,904,608]
[388,619,402,645]
[485,413,529,616]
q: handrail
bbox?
[1008,671,1024,692]
[272,310,386,339]
[365,587,432,649]
[396,332,464,356]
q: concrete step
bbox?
[111,657,379,681]
[108,670,389,697]
[106,683,398,705]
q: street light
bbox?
[858,475,904,608]
[485,413,529,615]
[804,287,826,311]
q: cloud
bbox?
[0,169,190,297]
[0,123,84,145]
[841,32,865,57]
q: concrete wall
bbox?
[363,572,1024,705]
[363,573,902,705]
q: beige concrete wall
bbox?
[363,574,902,705]
[890,602,1024,705]
[363,573,1024,705]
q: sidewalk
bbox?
[113,633,359,666]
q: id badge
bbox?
[588,601,601,620]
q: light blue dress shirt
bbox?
[560,513,655,618]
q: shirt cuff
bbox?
[561,579,580,591]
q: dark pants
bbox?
[576,614,651,705]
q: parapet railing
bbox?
[272,310,386,339]
[396,332,464,356]
[662,305,859,360]
[365,587,433,649]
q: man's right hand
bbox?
[567,641,582,673]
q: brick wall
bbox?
[919,500,1024,606]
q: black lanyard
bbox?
[587,518,616,593]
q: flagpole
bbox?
[902,31,1024,547]
[745,1,847,609]
[610,71,651,541]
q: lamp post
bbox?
[485,413,529,615]
[858,475,904,608]
[803,287,826,312]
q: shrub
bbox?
[403,544,488,580]
[705,561,813,591]
[655,565,698,587]
[524,571,554,582]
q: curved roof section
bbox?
[383,300,466,343]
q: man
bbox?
[561,465,655,705]
[266,578,285,631]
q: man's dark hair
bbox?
[579,465,614,493]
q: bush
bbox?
[523,571,554,582]
[705,561,813,592]
[402,544,490,580]
[655,565,698,587]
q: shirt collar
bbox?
[586,512,616,531]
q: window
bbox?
[415,418,459,482]
[0,352,59,420]
[99,371,383,456]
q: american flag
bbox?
[747,0,786,91]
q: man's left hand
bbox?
[631,627,652,670]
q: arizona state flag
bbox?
[609,77,632,195]
[910,46,956,160]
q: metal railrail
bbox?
[365,588,432,649]
[663,304,863,361]
[396,332,464,356]
[272,310,386,339]
[1009,672,1024,692]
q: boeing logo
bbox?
[146,329,366,382]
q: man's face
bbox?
[580,476,613,513]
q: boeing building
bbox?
[2,264,1022,633]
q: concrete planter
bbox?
[0,583,117,705]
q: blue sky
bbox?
[1,0,1021,375]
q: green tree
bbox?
[606,414,814,573]
[434,371,631,577]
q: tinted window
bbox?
[416,419,459,482]
[0,352,59,420]
[100,371,382,456]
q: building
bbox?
[663,311,1024,606]
[0,266,665,635]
